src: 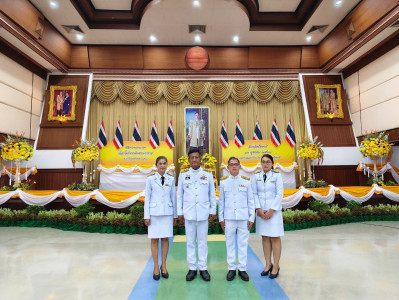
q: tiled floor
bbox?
[1,222,398,300]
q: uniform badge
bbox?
[185,175,190,180]
[200,175,207,180]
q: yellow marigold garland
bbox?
[297,136,324,160]
[359,131,391,158]
[71,139,99,166]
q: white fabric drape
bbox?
[0,166,36,180]
[358,162,399,183]
[1,184,399,208]
[221,162,298,189]
[98,164,175,174]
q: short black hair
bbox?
[188,148,201,157]
[261,154,274,168]
[228,157,240,165]
[156,156,167,165]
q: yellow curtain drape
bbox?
[87,80,308,187]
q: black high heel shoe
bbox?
[269,267,280,279]
[160,265,169,279]
[260,264,273,276]
[153,271,160,280]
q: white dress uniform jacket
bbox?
[218,175,255,222]
[177,167,216,220]
[144,172,177,219]
[251,170,283,211]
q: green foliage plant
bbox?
[73,203,95,218]
[308,200,330,213]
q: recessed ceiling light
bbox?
[149,35,157,42]
[76,34,84,41]
[306,36,312,42]
[193,0,200,7]
[49,1,58,8]
[233,36,239,43]
[194,35,201,43]
[334,0,343,7]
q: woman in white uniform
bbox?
[251,154,283,279]
[144,156,177,280]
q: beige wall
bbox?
[0,53,46,139]
[344,46,399,137]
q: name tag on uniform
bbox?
[165,183,171,187]
[238,184,247,191]
[256,179,262,182]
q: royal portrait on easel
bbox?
[48,85,77,121]
[184,107,210,155]
[315,84,344,119]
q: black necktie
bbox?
[161,176,165,186]
[263,174,267,182]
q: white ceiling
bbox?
[30,0,361,46]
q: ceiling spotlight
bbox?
[334,0,343,7]
[306,36,312,42]
[193,0,200,7]
[233,36,239,43]
[149,35,157,42]
[76,34,84,41]
[194,35,201,43]
[49,1,58,8]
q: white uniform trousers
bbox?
[185,219,208,270]
[225,220,249,271]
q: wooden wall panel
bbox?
[248,47,301,69]
[301,75,356,146]
[207,48,248,69]
[318,0,398,66]
[143,47,190,69]
[37,75,90,149]
[89,46,143,69]
[313,165,366,186]
[70,46,89,68]
[301,46,320,68]
[35,169,83,190]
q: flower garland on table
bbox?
[297,136,324,161]
[71,139,99,167]
[359,131,391,158]
[0,133,34,161]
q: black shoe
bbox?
[199,270,211,281]
[153,272,160,280]
[260,264,273,276]
[160,265,169,279]
[186,270,197,281]
[269,267,280,279]
[226,270,236,281]
[238,270,249,281]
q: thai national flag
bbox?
[113,120,124,149]
[270,119,281,147]
[97,121,107,149]
[285,120,296,147]
[132,121,141,141]
[165,120,175,149]
[234,119,245,148]
[219,121,229,149]
[252,119,263,140]
[149,120,159,149]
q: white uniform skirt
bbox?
[148,215,174,239]
[255,210,284,237]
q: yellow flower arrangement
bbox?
[0,133,34,161]
[359,131,391,158]
[71,139,99,166]
[297,136,324,160]
[178,153,217,172]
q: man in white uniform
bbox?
[219,157,254,281]
[188,112,205,148]
[177,148,216,281]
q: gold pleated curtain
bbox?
[87,81,308,187]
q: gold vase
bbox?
[305,158,313,181]
[13,158,21,187]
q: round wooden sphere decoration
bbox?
[186,46,209,70]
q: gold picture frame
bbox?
[315,84,344,119]
[48,85,77,121]
[184,106,211,155]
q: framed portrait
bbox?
[315,84,344,119]
[184,107,210,155]
[47,85,77,121]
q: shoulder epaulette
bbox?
[181,169,189,173]
[166,172,174,177]
[241,175,250,180]
[220,176,228,181]
[272,169,280,173]
[255,170,262,174]
[147,173,155,177]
